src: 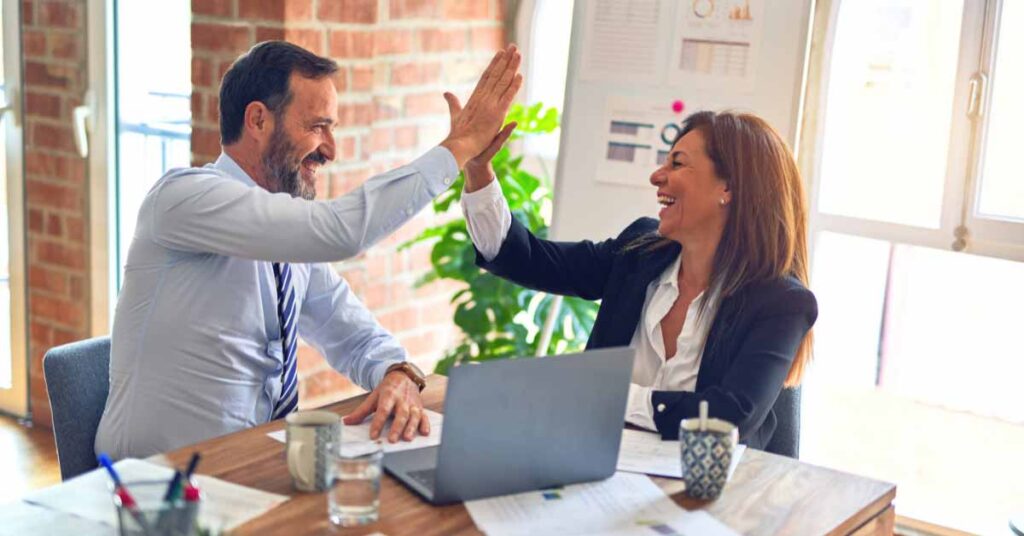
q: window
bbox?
[800,0,1024,532]
[114,0,192,291]
[518,0,575,160]
[0,0,26,416]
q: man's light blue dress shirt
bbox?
[95,147,457,459]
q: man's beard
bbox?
[261,123,324,201]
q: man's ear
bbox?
[243,101,274,143]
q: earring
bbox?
[719,198,726,206]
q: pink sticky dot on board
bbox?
[672,100,685,114]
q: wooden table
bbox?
[158,376,896,535]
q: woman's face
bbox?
[649,129,731,243]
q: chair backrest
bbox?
[42,336,111,480]
[765,387,801,458]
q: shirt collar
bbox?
[212,152,258,187]
[657,253,682,289]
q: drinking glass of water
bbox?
[328,441,383,527]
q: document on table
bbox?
[617,429,746,480]
[0,502,114,536]
[23,458,288,532]
[465,471,739,536]
[267,409,443,456]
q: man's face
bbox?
[261,73,338,200]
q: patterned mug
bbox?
[678,416,739,500]
[286,411,341,492]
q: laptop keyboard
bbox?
[407,468,436,490]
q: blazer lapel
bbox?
[592,242,681,348]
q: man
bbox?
[95,41,521,459]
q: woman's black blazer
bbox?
[476,216,818,449]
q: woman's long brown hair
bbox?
[638,111,813,387]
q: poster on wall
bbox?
[667,0,766,88]
[594,96,706,188]
[578,0,664,85]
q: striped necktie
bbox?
[272,262,299,419]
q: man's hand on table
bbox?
[342,371,429,443]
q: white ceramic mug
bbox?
[285,411,341,492]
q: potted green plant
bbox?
[402,103,599,374]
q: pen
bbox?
[162,471,183,502]
[184,452,202,480]
[97,453,153,532]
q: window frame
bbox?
[0,0,28,417]
[800,0,1022,262]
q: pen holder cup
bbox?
[113,480,202,536]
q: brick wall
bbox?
[191,0,507,408]
[22,0,91,427]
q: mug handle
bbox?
[287,440,314,489]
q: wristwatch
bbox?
[386,361,426,392]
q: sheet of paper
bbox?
[667,0,766,88]
[594,96,718,188]
[465,472,739,536]
[267,409,443,456]
[0,501,115,536]
[579,0,664,84]
[23,458,288,532]
[618,429,746,481]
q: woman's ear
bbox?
[720,182,733,206]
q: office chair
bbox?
[765,387,801,459]
[42,336,111,480]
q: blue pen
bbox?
[98,453,153,532]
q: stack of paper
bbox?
[465,472,740,536]
[23,458,288,533]
[617,429,747,480]
[267,409,444,456]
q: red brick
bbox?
[65,216,84,241]
[217,60,235,82]
[351,65,374,92]
[374,29,413,55]
[192,57,214,88]
[192,127,222,157]
[31,293,85,327]
[40,2,81,28]
[49,32,79,59]
[470,26,503,51]
[369,127,392,153]
[51,327,80,347]
[29,265,68,295]
[336,102,375,128]
[23,30,46,57]
[46,213,62,237]
[191,93,204,124]
[239,0,284,20]
[403,92,447,117]
[32,123,76,152]
[443,0,488,19]
[30,322,52,346]
[25,92,62,119]
[390,0,439,19]
[192,0,234,17]
[394,125,418,149]
[284,0,314,21]
[328,30,374,59]
[28,208,44,233]
[337,135,357,160]
[25,61,71,90]
[22,1,33,25]
[255,27,324,55]
[418,28,466,53]
[318,0,377,24]
[192,23,252,54]
[299,369,362,404]
[57,156,85,183]
[206,94,220,123]
[27,180,80,210]
[391,62,442,86]
[69,275,85,300]
[34,240,86,270]
[361,282,390,309]
[366,252,390,280]
[379,306,418,334]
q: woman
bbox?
[460,111,817,452]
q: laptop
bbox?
[384,347,635,504]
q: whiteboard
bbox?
[550,0,813,242]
